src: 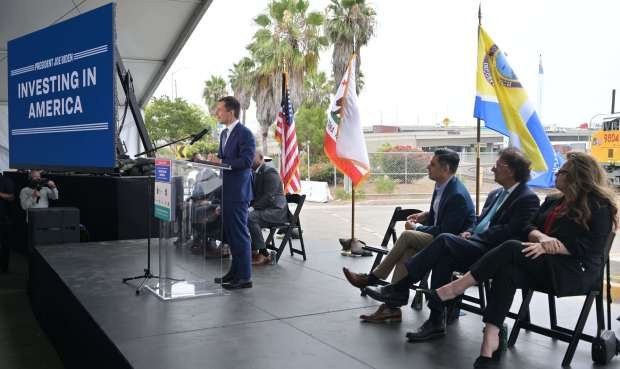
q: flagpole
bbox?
[475,3,482,214]
[351,186,355,239]
[281,70,287,190]
[351,35,357,241]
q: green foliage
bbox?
[302,71,333,109]
[145,96,214,143]
[324,0,376,93]
[299,162,341,184]
[335,187,365,200]
[229,57,255,115]
[373,144,432,184]
[186,140,219,157]
[374,175,396,194]
[202,75,229,116]
[295,105,327,159]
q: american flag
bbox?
[275,73,301,193]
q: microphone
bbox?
[189,128,210,144]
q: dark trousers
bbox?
[399,233,487,314]
[0,223,10,271]
[223,202,251,280]
[248,208,288,251]
[470,240,551,327]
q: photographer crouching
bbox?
[19,169,59,211]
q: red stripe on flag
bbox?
[323,131,368,187]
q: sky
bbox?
[154,0,620,134]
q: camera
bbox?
[27,178,50,191]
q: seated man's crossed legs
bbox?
[342,230,434,323]
[361,233,486,338]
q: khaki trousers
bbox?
[372,230,434,283]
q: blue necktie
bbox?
[221,128,229,149]
[472,190,508,235]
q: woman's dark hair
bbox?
[217,96,241,119]
[498,147,531,182]
[558,152,618,230]
[433,148,460,174]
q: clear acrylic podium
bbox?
[146,159,231,300]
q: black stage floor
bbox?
[30,239,619,369]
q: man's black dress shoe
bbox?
[214,273,234,284]
[406,317,446,341]
[222,279,253,290]
[363,285,409,307]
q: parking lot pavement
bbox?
[300,198,620,279]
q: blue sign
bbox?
[7,3,116,170]
[154,159,173,221]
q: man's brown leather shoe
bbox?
[252,253,271,265]
[360,304,402,323]
[342,267,370,288]
[205,244,230,259]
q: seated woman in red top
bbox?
[425,152,617,368]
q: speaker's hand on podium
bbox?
[207,153,221,164]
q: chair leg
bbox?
[478,283,486,310]
[548,294,558,330]
[411,271,430,310]
[561,294,595,367]
[370,253,384,271]
[508,290,534,347]
[297,228,307,261]
[595,293,605,333]
[288,237,294,256]
[274,228,292,263]
[265,228,276,251]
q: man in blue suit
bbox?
[343,149,476,322]
[210,96,256,289]
[364,148,540,340]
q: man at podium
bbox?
[208,96,256,289]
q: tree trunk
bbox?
[242,109,247,125]
[261,124,269,154]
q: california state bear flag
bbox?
[324,55,370,187]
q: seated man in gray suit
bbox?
[248,150,288,265]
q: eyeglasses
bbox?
[555,170,569,176]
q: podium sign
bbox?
[154,158,174,221]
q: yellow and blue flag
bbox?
[474,27,562,188]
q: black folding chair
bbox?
[452,272,491,316]
[264,194,307,263]
[361,207,430,310]
[507,232,616,367]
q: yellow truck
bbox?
[591,117,620,186]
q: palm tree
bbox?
[324,0,376,94]
[247,0,328,151]
[229,57,255,124]
[302,71,333,109]
[202,76,228,116]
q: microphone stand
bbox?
[134,134,194,157]
[122,132,206,295]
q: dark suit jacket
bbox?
[470,182,540,247]
[218,123,255,203]
[416,176,476,237]
[252,164,286,210]
[524,195,613,296]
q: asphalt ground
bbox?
[300,195,620,283]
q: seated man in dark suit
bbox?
[343,148,476,322]
[248,150,288,265]
[364,147,540,340]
